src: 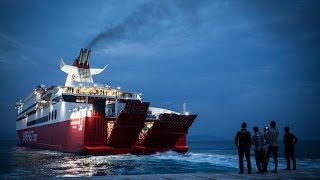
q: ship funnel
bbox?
[78,48,91,66]
[62,49,107,86]
[86,49,91,66]
[82,49,88,65]
[78,48,83,65]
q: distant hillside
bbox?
[0,132,19,141]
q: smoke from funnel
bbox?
[86,1,170,49]
[86,0,201,49]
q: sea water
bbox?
[0,140,319,178]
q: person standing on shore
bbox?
[265,121,279,173]
[283,126,298,170]
[252,127,267,173]
[235,122,252,174]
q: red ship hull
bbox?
[17,111,196,155]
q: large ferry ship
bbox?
[15,49,197,154]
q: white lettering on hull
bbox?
[23,130,37,142]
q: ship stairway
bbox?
[140,114,197,148]
[107,102,149,148]
[84,98,107,146]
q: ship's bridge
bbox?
[55,85,141,100]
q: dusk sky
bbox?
[1,0,320,140]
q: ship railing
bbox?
[59,86,134,99]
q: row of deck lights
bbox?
[78,83,121,90]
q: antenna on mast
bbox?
[183,103,189,115]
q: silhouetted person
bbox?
[283,126,298,170]
[263,126,270,145]
[252,126,267,173]
[265,121,279,173]
[263,126,270,173]
[235,122,252,174]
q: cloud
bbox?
[242,1,320,56]
[86,1,170,48]
[0,32,37,67]
[257,65,273,73]
[0,32,20,64]
[86,0,205,52]
[93,34,207,62]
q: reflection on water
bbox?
[4,145,237,177]
[1,140,320,178]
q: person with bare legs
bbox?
[252,127,267,173]
[265,121,279,173]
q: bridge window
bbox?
[62,95,86,103]
[62,95,76,102]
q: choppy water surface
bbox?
[1,140,319,178]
